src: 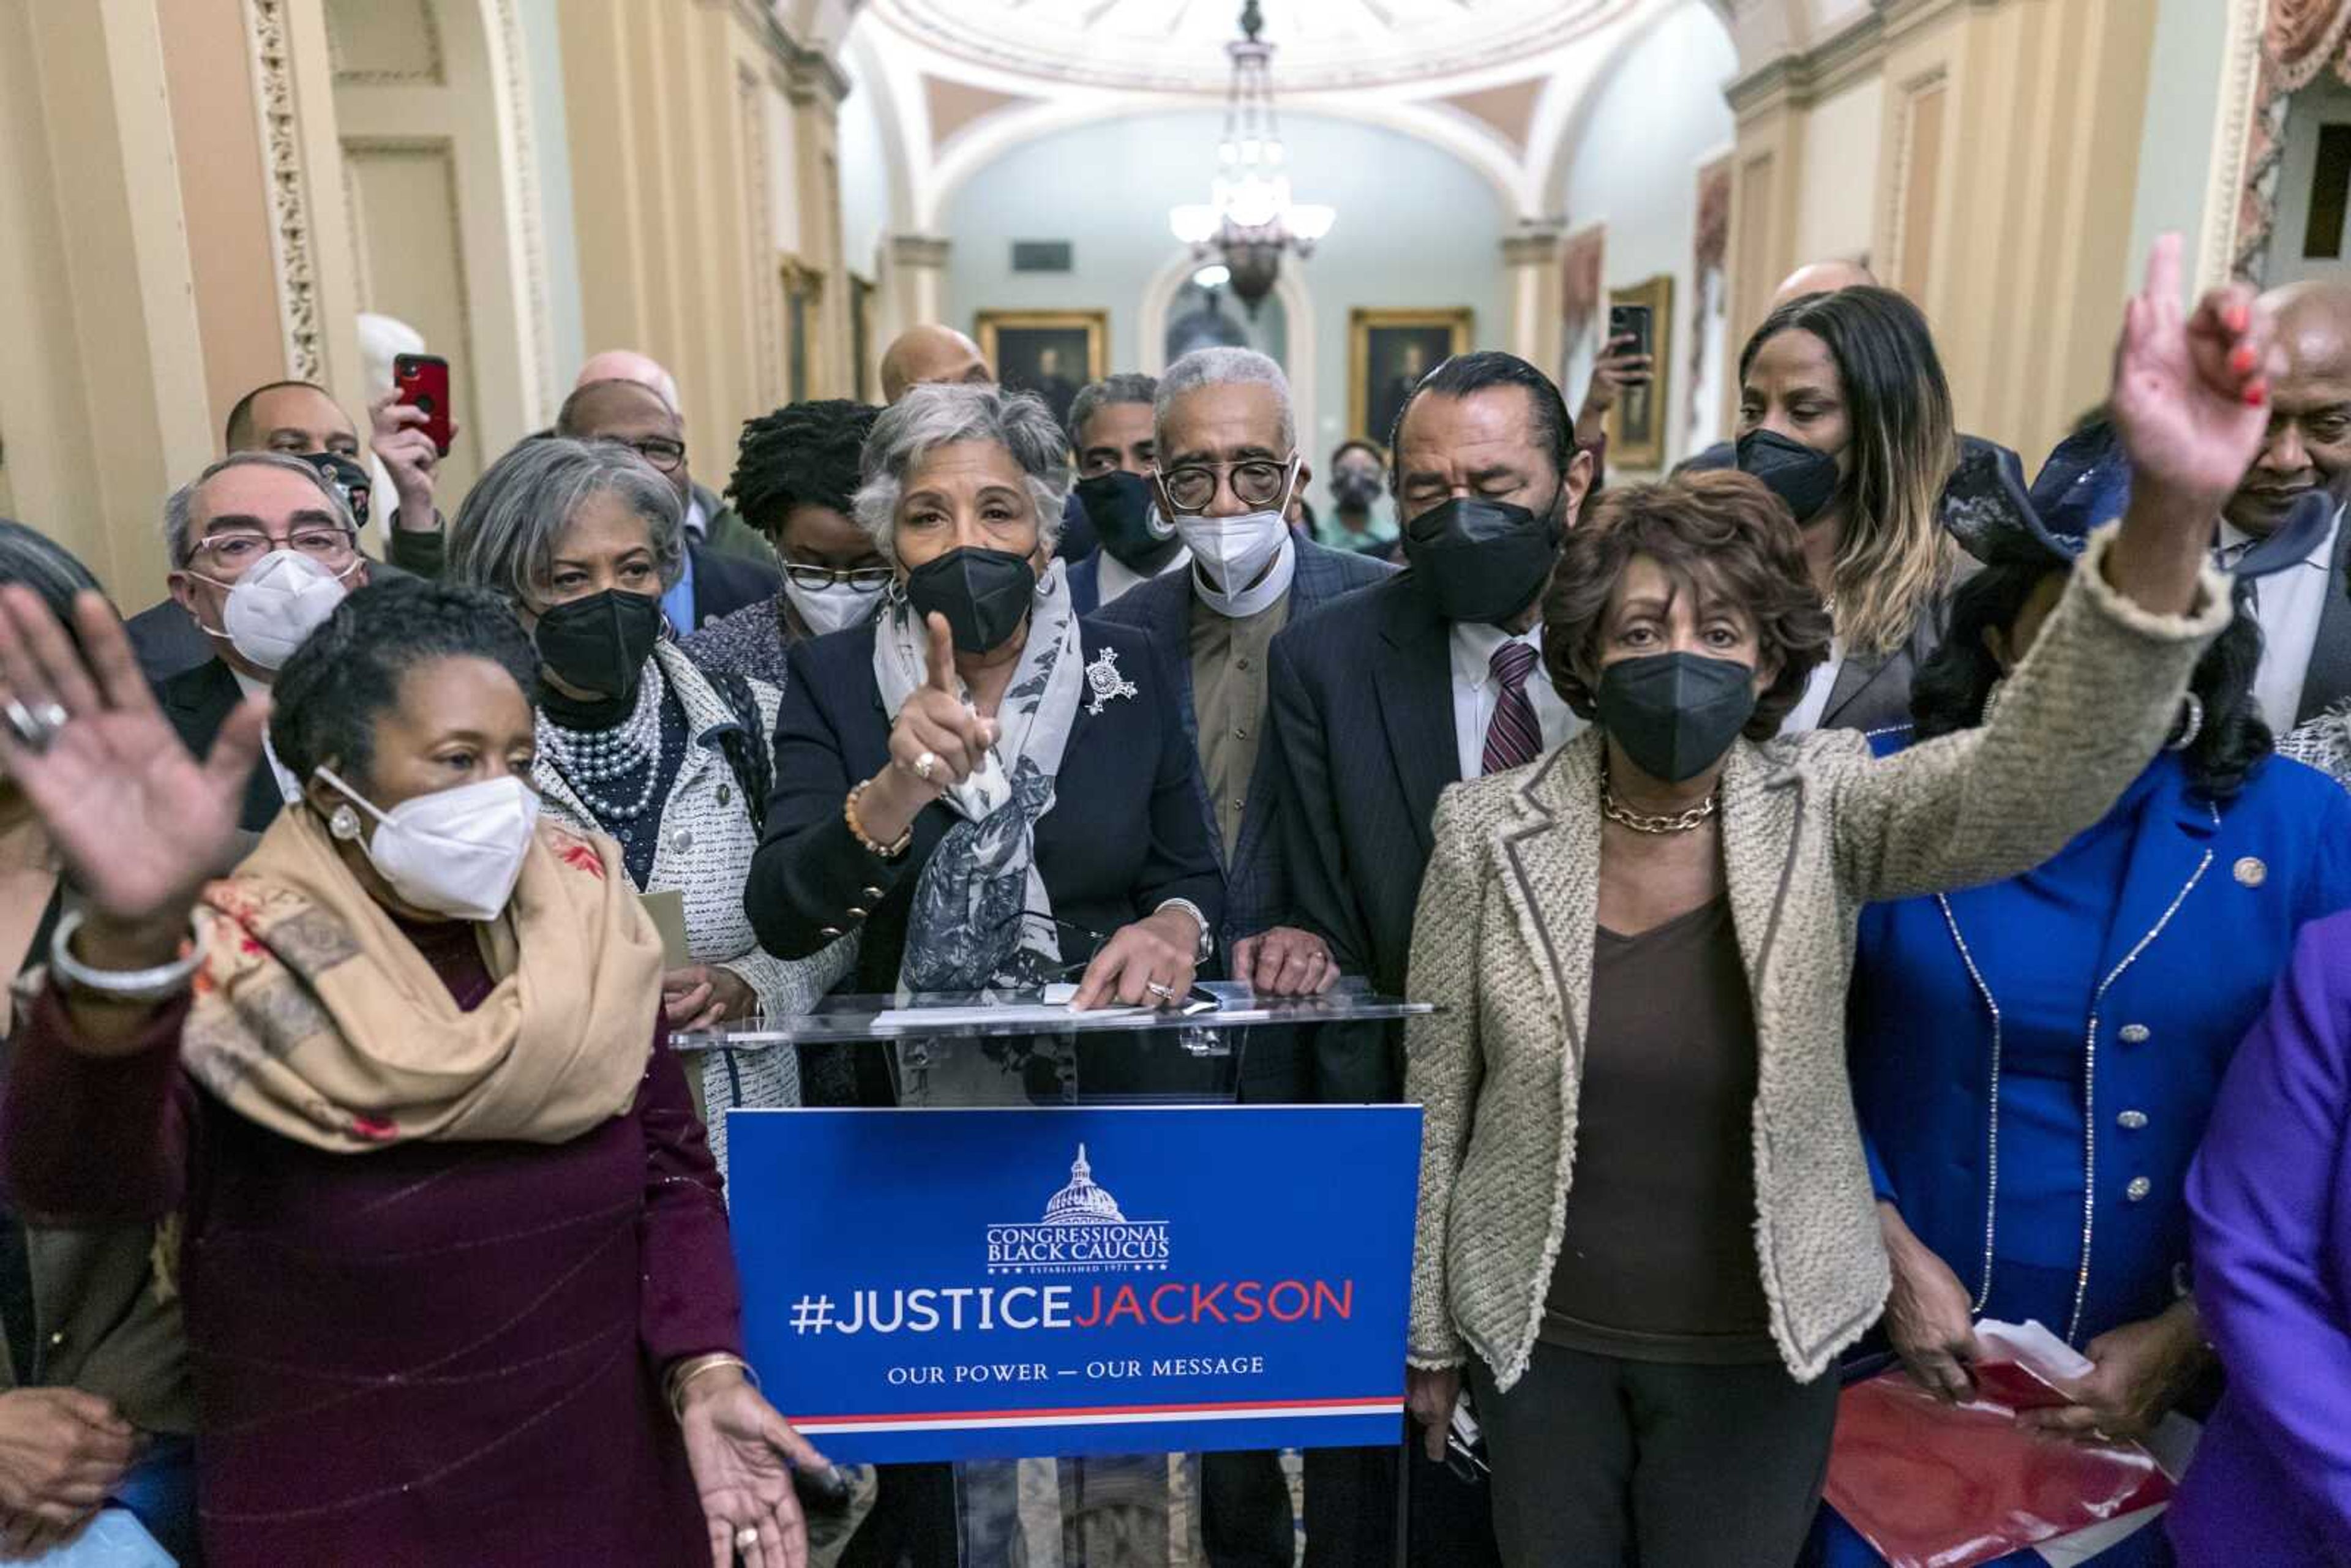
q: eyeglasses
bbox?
[784,564,893,593]
[1155,456,1298,517]
[619,437,686,474]
[193,527,358,573]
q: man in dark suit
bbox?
[1091,347,1390,1568]
[1260,353,1594,1568]
[157,451,377,832]
[1067,373,1189,615]
[555,378,780,632]
[128,379,447,683]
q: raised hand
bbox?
[863,612,998,844]
[371,390,452,532]
[0,587,262,929]
[2110,232,2271,511]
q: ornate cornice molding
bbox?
[2204,0,2267,288]
[486,0,554,424]
[244,0,322,381]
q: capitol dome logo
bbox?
[986,1144,1172,1276]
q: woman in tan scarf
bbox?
[0,571,825,1567]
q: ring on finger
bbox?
[735,1524,761,1553]
[2,698,61,754]
[1146,980,1176,1002]
[912,749,939,782]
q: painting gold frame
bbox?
[974,310,1109,381]
[1605,274,1675,471]
[1349,308,1474,445]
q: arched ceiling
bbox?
[865,0,1644,92]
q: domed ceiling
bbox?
[866,0,1641,92]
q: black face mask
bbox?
[301,451,373,531]
[534,588,664,702]
[1402,495,1562,626]
[905,546,1038,655]
[1595,652,1758,784]
[1075,471,1184,575]
[1736,429,1843,525]
[1332,471,1384,511]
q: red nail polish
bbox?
[2231,344,2257,375]
[2245,381,2268,407]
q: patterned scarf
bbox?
[873,558,1082,999]
[182,807,664,1152]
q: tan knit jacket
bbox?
[1403,527,2232,1389]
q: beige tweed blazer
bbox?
[1403,527,2231,1389]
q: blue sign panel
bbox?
[727,1105,1423,1463]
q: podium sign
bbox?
[728,1105,1423,1463]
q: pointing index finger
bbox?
[923,612,959,695]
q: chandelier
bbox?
[1168,1,1335,316]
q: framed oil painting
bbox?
[1605,274,1674,471]
[1349,308,1473,446]
[975,310,1108,427]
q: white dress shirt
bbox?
[1095,544,1193,610]
[1450,621,1583,780]
[1779,639,1846,737]
[2220,504,2342,734]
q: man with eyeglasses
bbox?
[571,350,778,568]
[1065,373,1189,615]
[555,378,781,635]
[125,379,449,684]
[682,399,885,691]
[156,451,375,832]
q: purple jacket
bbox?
[2173,912,2351,1566]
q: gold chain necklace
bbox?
[1600,770,1720,835]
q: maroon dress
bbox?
[1,918,737,1566]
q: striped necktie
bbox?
[1482,639,1543,775]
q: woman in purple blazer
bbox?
[2172,912,2351,1566]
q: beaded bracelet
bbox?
[845,779,911,859]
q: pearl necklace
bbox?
[539,659,666,822]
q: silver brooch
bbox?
[1084,647,1139,716]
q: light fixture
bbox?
[1167,0,1334,316]
[1191,263,1233,290]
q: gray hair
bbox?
[1154,348,1295,452]
[853,383,1068,565]
[1067,373,1158,448]
[445,437,685,604]
[161,451,356,569]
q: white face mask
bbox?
[782,575,884,637]
[1177,511,1289,592]
[197,551,358,670]
[317,767,542,923]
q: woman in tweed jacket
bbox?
[445,438,852,1177]
[1401,238,2267,1567]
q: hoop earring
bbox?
[2165,692,2205,752]
[328,805,364,841]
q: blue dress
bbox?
[1818,746,2351,1567]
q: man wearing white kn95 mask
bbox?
[159,451,372,834]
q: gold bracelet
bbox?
[845,779,912,859]
[667,1352,759,1421]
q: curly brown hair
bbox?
[1542,470,1834,740]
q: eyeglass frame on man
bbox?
[615,436,688,474]
[1151,454,1301,517]
[186,519,360,579]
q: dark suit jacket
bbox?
[689,541,781,631]
[1067,553,1105,618]
[745,616,1223,999]
[158,658,283,833]
[1090,539,1393,943]
[2297,509,2351,725]
[1818,608,1948,738]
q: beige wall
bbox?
[0,0,853,593]
[1725,0,2160,460]
[557,0,850,471]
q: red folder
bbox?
[1824,1364,2173,1568]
